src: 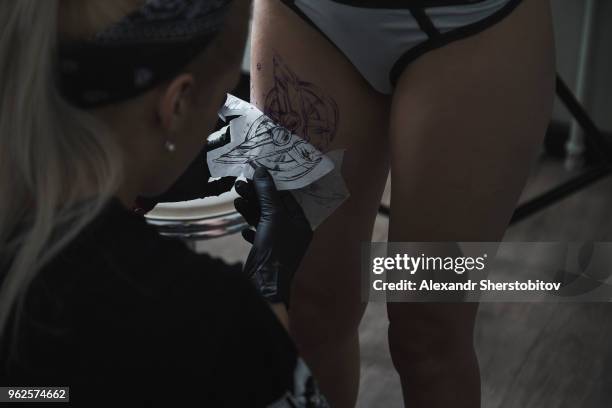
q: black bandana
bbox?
[58,0,232,108]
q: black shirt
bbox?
[0,199,327,407]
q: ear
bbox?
[158,73,195,132]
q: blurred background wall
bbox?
[552,0,611,131]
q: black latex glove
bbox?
[134,126,235,214]
[234,167,313,308]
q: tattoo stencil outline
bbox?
[263,54,339,152]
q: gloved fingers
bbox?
[234,179,257,203]
[234,197,260,226]
[202,176,236,198]
[251,166,282,214]
[241,228,256,244]
[279,191,310,226]
[205,126,231,152]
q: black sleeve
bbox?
[208,269,329,408]
[106,236,329,407]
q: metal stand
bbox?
[378,75,612,225]
[510,75,612,225]
[565,0,598,170]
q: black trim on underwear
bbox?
[389,0,523,88]
[328,0,488,9]
[409,7,441,39]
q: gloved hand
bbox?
[234,167,313,308]
[133,126,235,215]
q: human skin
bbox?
[251,0,556,406]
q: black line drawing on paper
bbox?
[290,150,350,228]
[213,114,324,182]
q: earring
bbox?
[164,140,176,152]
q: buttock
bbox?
[280,0,523,94]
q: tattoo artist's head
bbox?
[83,0,250,199]
[0,0,250,330]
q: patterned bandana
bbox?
[58,0,232,108]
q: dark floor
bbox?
[198,156,612,407]
[476,158,612,408]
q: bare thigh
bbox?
[388,0,555,242]
[386,0,555,405]
[251,0,390,405]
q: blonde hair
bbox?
[0,0,141,335]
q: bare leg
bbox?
[386,0,556,406]
[251,1,390,406]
